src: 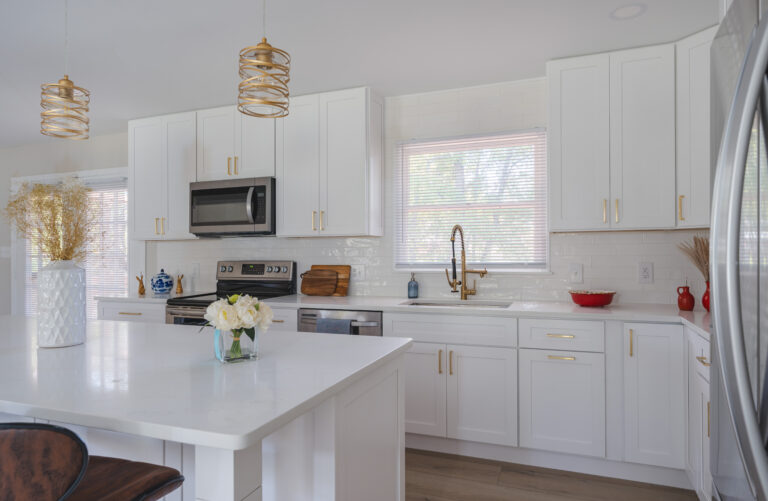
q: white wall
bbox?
[147,79,710,308]
[0,133,127,313]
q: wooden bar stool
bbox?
[0,422,184,500]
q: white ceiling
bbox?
[0,0,719,147]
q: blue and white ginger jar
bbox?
[150,269,174,295]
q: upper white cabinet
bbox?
[276,87,384,237]
[623,322,685,469]
[676,27,718,228]
[129,112,197,240]
[548,54,611,231]
[196,106,275,181]
[610,44,676,229]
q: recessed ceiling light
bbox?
[610,3,647,20]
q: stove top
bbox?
[167,260,296,308]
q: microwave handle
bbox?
[245,186,255,224]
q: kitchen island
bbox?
[0,316,411,501]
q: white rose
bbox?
[255,302,273,331]
[204,298,241,331]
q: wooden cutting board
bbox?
[311,265,351,297]
[300,269,338,296]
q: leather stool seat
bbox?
[68,456,184,501]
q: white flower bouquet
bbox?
[204,294,273,361]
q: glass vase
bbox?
[214,329,258,363]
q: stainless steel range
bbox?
[165,260,296,325]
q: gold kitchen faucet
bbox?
[444,224,488,300]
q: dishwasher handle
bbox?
[350,321,379,327]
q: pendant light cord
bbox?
[64,0,69,75]
[262,0,266,38]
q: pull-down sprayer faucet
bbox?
[444,225,488,300]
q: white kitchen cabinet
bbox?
[129,112,197,240]
[404,342,447,437]
[547,54,611,231]
[446,345,517,446]
[610,44,676,229]
[623,322,685,469]
[276,87,383,237]
[519,349,605,457]
[196,105,275,182]
[676,27,718,228]
[97,300,167,323]
[686,328,713,501]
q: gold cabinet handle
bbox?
[696,355,712,367]
[546,333,575,339]
[161,217,165,235]
[234,156,239,175]
[629,328,634,357]
[678,195,685,221]
[273,319,285,323]
[449,350,454,375]
[227,157,232,175]
[119,312,142,316]
[154,217,159,235]
[312,211,317,231]
[602,199,607,223]
[707,401,711,438]
[548,355,576,361]
[319,210,325,231]
[615,199,619,223]
[438,349,443,374]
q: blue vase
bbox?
[150,269,174,295]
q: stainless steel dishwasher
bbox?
[297,309,382,336]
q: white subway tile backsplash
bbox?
[146,78,710,310]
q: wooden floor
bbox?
[405,449,697,501]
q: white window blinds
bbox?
[395,130,548,270]
[24,176,129,319]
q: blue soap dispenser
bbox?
[408,273,419,298]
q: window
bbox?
[395,130,548,270]
[20,173,128,319]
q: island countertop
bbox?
[0,316,412,450]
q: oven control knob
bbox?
[227,266,233,272]
[267,266,273,272]
[220,265,226,272]
[281,266,288,273]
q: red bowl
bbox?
[569,290,616,307]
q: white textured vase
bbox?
[37,260,86,348]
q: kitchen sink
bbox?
[400,299,512,308]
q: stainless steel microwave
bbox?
[189,177,275,237]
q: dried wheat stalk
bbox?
[4,178,94,262]
[678,235,710,282]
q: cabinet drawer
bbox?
[98,302,166,323]
[688,328,711,382]
[519,319,604,352]
[384,313,517,347]
[270,308,297,332]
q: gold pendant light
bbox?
[41,0,90,140]
[237,0,290,118]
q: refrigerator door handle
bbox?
[712,13,768,499]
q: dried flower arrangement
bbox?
[678,235,710,282]
[4,178,94,262]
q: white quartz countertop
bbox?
[95,291,211,304]
[263,295,712,338]
[0,316,411,450]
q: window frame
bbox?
[10,167,129,316]
[393,129,551,274]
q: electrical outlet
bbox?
[638,262,654,284]
[569,263,583,284]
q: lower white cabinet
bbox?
[404,342,447,437]
[519,349,605,457]
[623,322,685,469]
[447,345,517,446]
[97,301,167,323]
[403,342,517,446]
[269,308,298,332]
[686,328,712,501]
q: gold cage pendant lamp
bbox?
[237,0,290,118]
[40,0,90,140]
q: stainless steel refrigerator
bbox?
[712,1,768,500]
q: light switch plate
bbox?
[638,262,654,284]
[569,263,583,284]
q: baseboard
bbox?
[406,434,693,490]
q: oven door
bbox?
[166,306,208,326]
[189,177,274,236]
